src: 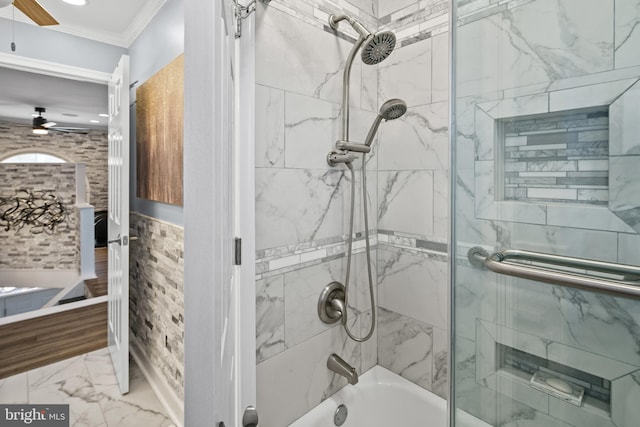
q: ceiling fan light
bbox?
[33,127,48,135]
[62,0,87,5]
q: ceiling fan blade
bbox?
[49,127,90,134]
[13,0,59,26]
[43,121,57,128]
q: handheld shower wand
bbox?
[320,12,404,346]
[336,99,408,153]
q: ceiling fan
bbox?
[32,107,90,135]
[0,0,59,26]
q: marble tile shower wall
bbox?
[255,1,452,423]
[375,0,451,401]
[454,0,640,426]
[255,1,380,425]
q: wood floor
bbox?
[0,247,110,380]
[85,247,108,297]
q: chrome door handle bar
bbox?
[468,247,640,299]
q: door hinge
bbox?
[234,0,270,38]
[234,237,242,266]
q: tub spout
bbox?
[327,353,358,385]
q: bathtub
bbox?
[289,365,490,427]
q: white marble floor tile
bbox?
[0,372,28,403]
[0,350,175,427]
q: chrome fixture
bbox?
[320,97,407,342]
[334,404,348,426]
[363,98,407,146]
[327,354,358,385]
[318,282,347,325]
[468,247,640,299]
[334,98,408,157]
[322,12,403,344]
[327,13,397,143]
[242,406,259,427]
[328,15,397,66]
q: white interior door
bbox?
[107,54,130,395]
[184,0,256,426]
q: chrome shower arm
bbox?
[340,34,367,141]
[329,14,371,38]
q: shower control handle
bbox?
[318,282,347,324]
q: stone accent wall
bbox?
[129,212,184,399]
[0,121,108,211]
[0,164,78,270]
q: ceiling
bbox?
[0,0,168,131]
[0,0,166,47]
[0,67,108,129]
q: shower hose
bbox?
[343,154,376,342]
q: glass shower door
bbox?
[451,0,640,426]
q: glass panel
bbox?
[452,1,640,426]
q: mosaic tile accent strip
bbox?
[457,0,536,26]
[501,108,610,205]
[256,230,447,279]
[129,212,184,400]
[263,0,377,44]
[379,0,449,46]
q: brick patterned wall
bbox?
[0,164,78,270]
[0,121,108,211]
[129,212,184,399]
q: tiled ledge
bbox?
[256,230,448,279]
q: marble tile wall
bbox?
[129,213,184,401]
[255,1,380,425]
[0,163,78,270]
[255,2,451,422]
[0,121,109,211]
[375,0,450,401]
[454,0,640,425]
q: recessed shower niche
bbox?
[472,74,640,234]
[499,107,610,205]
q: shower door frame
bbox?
[447,1,458,426]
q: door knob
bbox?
[243,406,259,427]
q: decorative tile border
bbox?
[256,230,448,279]
[379,0,449,46]
[263,0,377,44]
[457,0,536,26]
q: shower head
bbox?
[329,14,397,65]
[364,99,407,147]
[379,98,407,121]
[361,32,396,65]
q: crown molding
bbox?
[0,51,110,84]
[0,0,166,48]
